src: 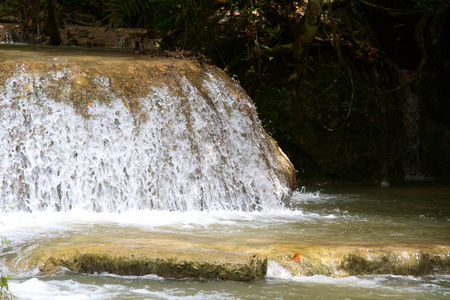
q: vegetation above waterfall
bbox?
[0,0,449,185]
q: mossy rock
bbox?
[36,243,267,281]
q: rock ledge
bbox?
[38,243,267,281]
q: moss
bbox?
[266,246,450,278]
[341,250,449,276]
[38,244,267,281]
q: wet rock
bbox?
[341,250,449,276]
[31,242,449,280]
[37,244,267,281]
[268,246,450,277]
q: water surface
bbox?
[2,186,449,299]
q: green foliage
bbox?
[339,100,356,114]
[219,1,296,83]
[0,273,14,299]
[102,0,153,28]
[411,0,436,8]
[1,236,11,248]
[1,206,14,300]
[151,0,200,34]
[0,0,27,18]
[0,238,13,299]
[98,0,212,32]
[393,23,406,29]
[0,0,50,43]
[0,274,10,292]
[254,85,292,141]
[245,65,256,77]
[100,0,213,42]
[0,0,20,14]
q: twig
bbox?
[356,0,425,16]
[327,2,346,69]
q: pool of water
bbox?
[1,185,449,299]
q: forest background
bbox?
[0,0,449,186]
[0,2,449,297]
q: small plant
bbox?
[245,65,256,77]
[0,272,14,300]
[412,0,436,8]
[1,236,11,248]
[101,0,152,28]
[0,241,14,300]
[1,206,14,300]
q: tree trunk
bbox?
[415,0,449,71]
[291,0,324,62]
[46,0,61,45]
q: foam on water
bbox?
[1,189,449,299]
[9,274,238,300]
[290,274,450,297]
[0,200,336,245]
[266,260,293,280]
[0,65,290,212]
[8,273,450,300]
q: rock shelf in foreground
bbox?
[29,241,449,281]
[38,243,267,281]
[268,246,450,277]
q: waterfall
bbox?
[0,24,26,44]
[401,71,423,180]
[0,55,293,212]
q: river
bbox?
[0,45,448,299]
[2,186,449,299]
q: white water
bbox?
[1,52,449,299]
[0,64,289,212]
[8,273,448,300]
[0,203,331,253]
[2,206,449,299]
[1,189,449,299]
[0,24,26,45]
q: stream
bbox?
[2,186,449,299]
[0,45,448,299]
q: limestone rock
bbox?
[37,243,267,281]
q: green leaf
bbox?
[393,24,406,29]
[1,236,11,248]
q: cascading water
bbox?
[1,48,449,300]
[0,53,294,212]
[401,71,423,180]
[0,24,25,44]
